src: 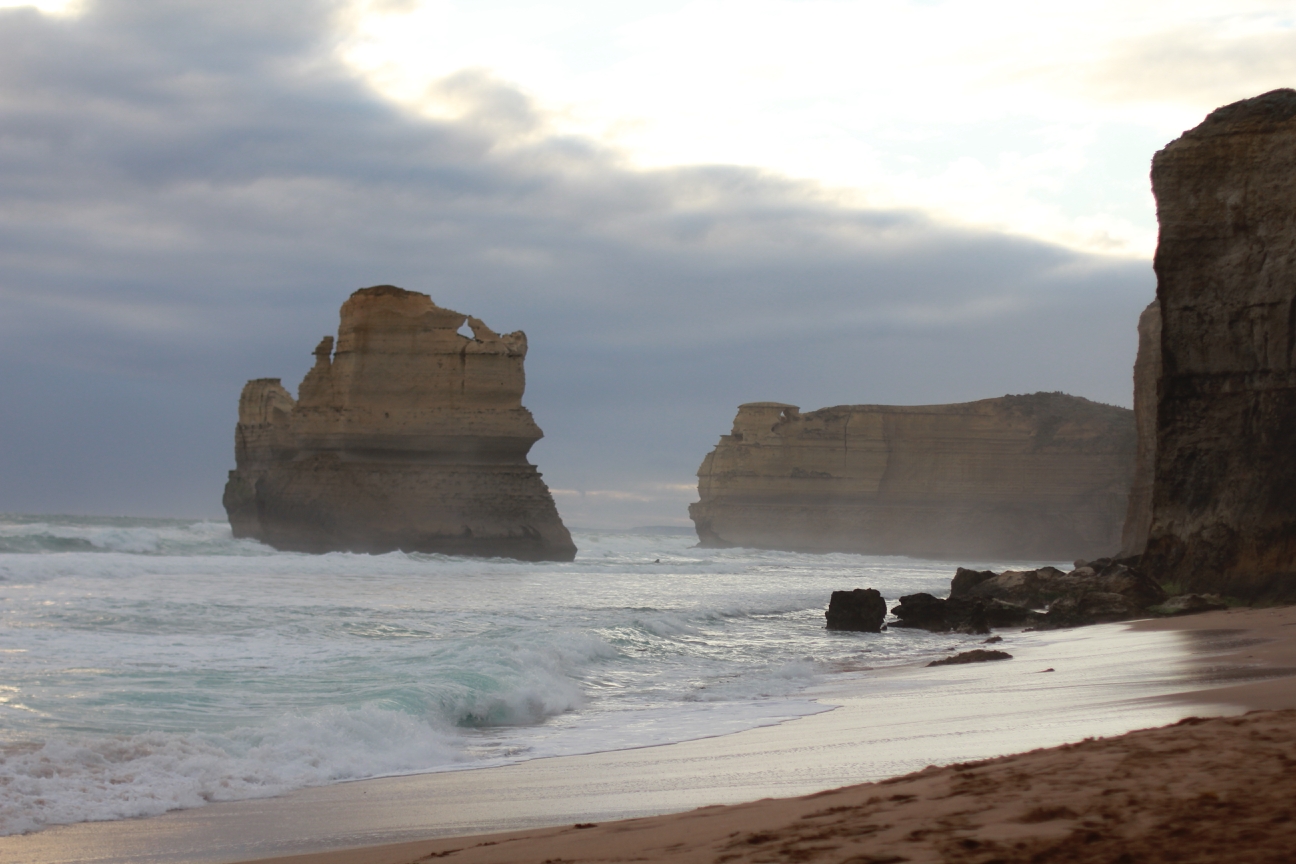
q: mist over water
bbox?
[0,516,1047,835]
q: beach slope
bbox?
[269,708,1296,864]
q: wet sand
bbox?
[4,607,1294,864]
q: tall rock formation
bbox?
[1119,300,1161,557]
[223,285,577,561]
[1141,89,1296,600]
[690,393,1135,560]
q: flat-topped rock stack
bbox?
[690,393,1135,560]
[223,285,576,561]
[1138,88,1296,600]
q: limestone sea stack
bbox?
[222,285,577,561]
[690,393,1135,560]
[1141,89,1296,600]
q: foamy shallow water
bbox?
[0,515,1048,836]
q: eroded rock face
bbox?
[1141,89,1296,601]
[690,393,1135,560]
[948,566,1069,609]
[1119,300,1161,557]
[1149,593,1228,617]
[223,285,576,561]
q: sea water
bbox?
[0,515,1033,836]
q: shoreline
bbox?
[257,708,1296,864]
[1129,605,1296,710]
[5,606,1294,864]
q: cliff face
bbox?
[1141,89,1296,600]
[690,393,1135,560]
[223,285,576,561]
[1119,300,1161,557]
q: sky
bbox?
[0,0,1291,528]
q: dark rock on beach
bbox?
[926,556,1172,631]
[927,649,1013,667]
[949,565,1070,608]
[1060,558,1166,609]
[825,588,888,632]
[1149,593,1228,616]
[949,567,998,595]
[1043,592,1147,628]
[890,593,1043,634]
[933,562,1166,629]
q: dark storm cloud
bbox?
[0,0,1154,524]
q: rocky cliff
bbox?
[1140,89,1296,600]
[690,393,1135,560]
[223,285,577,561]
[1119,300,1161,557]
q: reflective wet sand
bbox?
[3,615,1290,864]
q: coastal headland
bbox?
[10,88,1296,864]
[690,393,1135,561]
[211,86,1296,864]
[1139,88,1296,601]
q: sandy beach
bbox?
[4,605,1295,864]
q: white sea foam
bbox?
[0,517,1039,835]
[0,707,465,835]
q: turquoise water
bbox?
[0,515,1023,835]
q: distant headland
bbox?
[690,393,1135,560]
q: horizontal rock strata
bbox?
[1141,89,1296,601]
[690,393,1135,560]
[223,285,576,561]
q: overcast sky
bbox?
[0,1,1291,527]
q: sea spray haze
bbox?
[0,515,1023,835]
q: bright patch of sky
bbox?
[0,0,79,13]
[339,0,1295,258]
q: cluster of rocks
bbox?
[889,557,1226,634]
[826,557,1227,635]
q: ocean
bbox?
[0,515,1040,837]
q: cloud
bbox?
[0,0,1154,526]
[1088,25,1296,107]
